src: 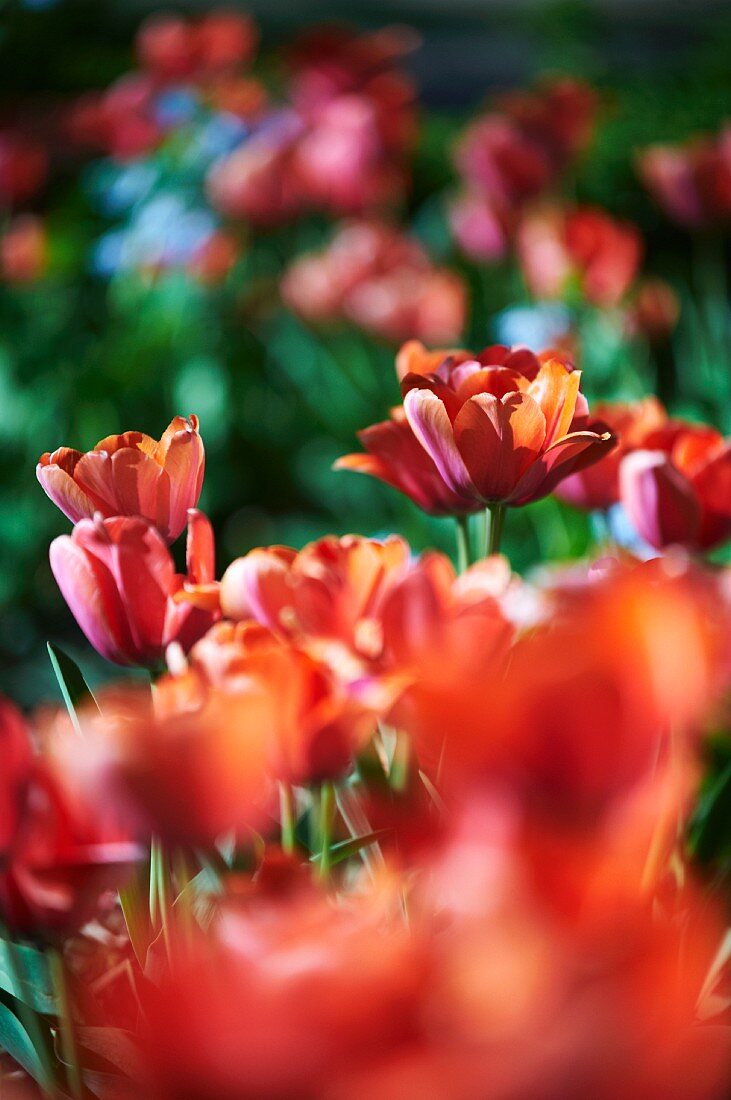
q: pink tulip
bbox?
[37,414,204,543]
[49,510,218,666]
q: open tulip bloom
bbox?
[339,342,613,557]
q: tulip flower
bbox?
[220,533,410,664]
[556,397,667,512]
[639,127,731,229]
[620,423,731,551]
[400,349,613,508]
[517,204,643,308]
[0,759,141,943]
[38,415,204,544]
[0,699,33,863]
[49,509,218,667]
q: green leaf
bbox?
[309,830,390,867]
[689,759,731,865]
[0,995,52,1088]
[0,939,55,1015]
[47,642,99,734]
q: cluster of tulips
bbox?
[0,337,730,1097]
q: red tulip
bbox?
[517,204,643,308]
[37,414,204,543]
[620,423,731,551]
[137,890,427,1100]
[136,14,196,80]
[0,758,141,943]
[401,349,613,508]
[499,76,598,168]
[206,125,304,227]
[455,114,553,207]
[196,11,259,73]
[49,510,218,667]
[556,397,667,511]
[336,407,484,517]
[0,699,33,863]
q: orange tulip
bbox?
[336,407,484,516]
[400,347,613,508]
[220,534,410,665]
[37,415,204,543]
[462,559,726,822]
[137,890,428,1100]
[186,626,397,787]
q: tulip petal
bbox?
[159,417,205,542]
[49,533,133,665]
[37,459,96,524]
[619,450,701,549]
[510,430,614,505]
[453,391,545,502]
[528,360,582,445]
[335,418,480,516]
[403,389,478,500]
[220,548,296,628]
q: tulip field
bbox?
[1,3,731,1098]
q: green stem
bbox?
[317,781,336,882]
[150,838,172,961]
[455,515,473,572]
[487,504,507,557]
[279,783,296,855]
[49,950,83,1100]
